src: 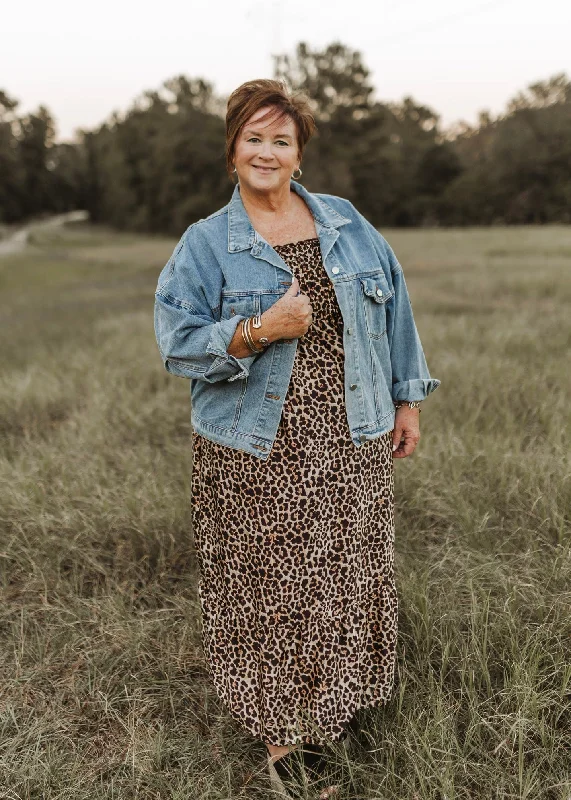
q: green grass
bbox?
[0,220,569,799]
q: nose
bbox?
[259,140,274,160]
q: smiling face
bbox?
[232,105,300,195]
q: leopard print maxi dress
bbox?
[190,237,398,747]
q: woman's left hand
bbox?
[392,407,420,458]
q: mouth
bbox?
[252,165,278,173]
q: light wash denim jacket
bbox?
[154,179,440,460]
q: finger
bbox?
[394,431,420,458]
[392,426,404,452]
[288,275,299,294]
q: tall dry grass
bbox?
[0,220,569,799]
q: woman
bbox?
[154,79,440,799]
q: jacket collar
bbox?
[227,179,351,253]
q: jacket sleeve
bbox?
[154,230,260,383]
[358,211,441,402]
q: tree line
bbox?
[1,42,570,231]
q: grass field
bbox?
[0,220,569,799]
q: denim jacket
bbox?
[154,179,440,460]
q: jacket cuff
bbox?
[392,378,441,402]
[205,315,259,382]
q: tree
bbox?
[0,91,24,221]
[507,73,571,113]
[2,58,570,229]
[274,41,375,123]
[17,105,57,217]
[273,43,451,225]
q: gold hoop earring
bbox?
[292,167,302,180]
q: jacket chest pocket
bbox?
[221,292,261,320]
[359,275,394,339]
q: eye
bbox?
[276,140,289,146]
[247,137,261,143]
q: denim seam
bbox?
[155,290,200,315]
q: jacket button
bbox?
[376,288,383,297]
[347,328,353,335]
[332,266,340,274]
[350,383,357,390]
[359,434,367,442]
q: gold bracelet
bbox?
[252,313,271,348]
[394,400,422,411]
[240,318,252,351]
[243,317,264,353]
[244,318,258,352]
[242,318,257,352]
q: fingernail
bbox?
[392,444,398,451]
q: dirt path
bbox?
[0,210,88,257]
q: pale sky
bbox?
[3,0,570,142]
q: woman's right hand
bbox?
[261,276,313,341]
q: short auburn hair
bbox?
[225,79,317,177]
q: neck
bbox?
[239,181,294,218]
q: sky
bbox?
[3,0,570,142]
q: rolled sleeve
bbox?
[154,232,262,383]
[387,265,440,402]
[204,315,260,382]
[155,293,260,383]
[392,377,441,402]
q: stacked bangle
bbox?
[241,315,270,354]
